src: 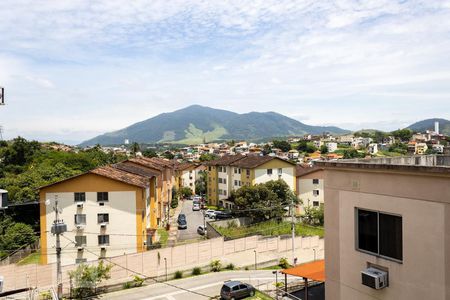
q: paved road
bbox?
[100,270,281,300]
[177,200,205,241]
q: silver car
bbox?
[220,281,255,300]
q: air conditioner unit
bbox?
[100,222,107,228]
[77,246,84,251]
[76,202,84,208]
[76,224,85,229]
[361,267,388,290]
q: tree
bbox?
[320,145,328,154]
[272,140,291,152]
[179,187,193,199]
[343,149,365,159]
[0,222,37,258]
[69,261,113,299]
[2,137,41,169]
[297,141,316,153]
[142,149,157,158]
[388,142,408,154]
[302,206,324,226]
[130,142,140,156]
[163,152,175,160]
[232,180,297,222]
[199,153,218,162]
[195,171,207,195]
[391,129,413,142]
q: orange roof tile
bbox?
[281,260,325,282]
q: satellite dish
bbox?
[45,199,51,206]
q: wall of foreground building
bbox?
[324,168,450,300]
[0,235,324,294]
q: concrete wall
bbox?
[0,235,324,294]
[324,167,450,300]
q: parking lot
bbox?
[177,199,206,241]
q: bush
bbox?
[68,261,112,299]
[171,197,179,209]
[174,270,183,279]
[278,257,290,269]
[244,266,249,271]
[192,267,202,276]
[133,275,144,287]
[210,260,222,272]
[302,206,324,226]
[226,220,238,229]
[123,281,132,289]
[225,263,235,270]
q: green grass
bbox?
[244,290,274,300]
[158,228,169,246]
[17,251,40,265]
[261,265,284,270]
[213,220,324,239]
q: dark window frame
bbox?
[355,208,403,263]
[74,192,86,202]
[75,235,87,247]
[98,235,110,245]
[97,192,109,202]
[97,213,109,224]
[74,214,86,225]
[313,179,319,184]
[267,169,273,175]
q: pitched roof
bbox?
[204,154,245,166]
[129,157,165,171]
[230,155,295,169]
[90,166,149,188]
[113,162,160,178]
[295,164,323,177]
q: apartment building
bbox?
[177,162,197,194]
[316,156,450,300]
[40,165,157,266]
[205,155,296,206]
[295,164,324,214]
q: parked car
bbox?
[177,218,187,229]
[197,225,206,235]
[215,211,232,220]
[220,281,255,300]
[178,213,186,222]
[192,203,201,211]
[205,209,217,218]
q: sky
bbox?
[1,0,450,144]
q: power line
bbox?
[60,235,211,298]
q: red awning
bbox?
[281,260,325,282]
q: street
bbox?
[177,200,205,241]
[99,270,280,300]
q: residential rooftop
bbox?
[315,155,450,175]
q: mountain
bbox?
[79,105,350,146]
[407,118,450,135]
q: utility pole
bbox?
[49,195,67,299]
[291,197,296,266]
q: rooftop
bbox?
[316,155,450,175]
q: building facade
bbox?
[317,156,450,300]
[295,165,324,214]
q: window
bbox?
[278,168,282,175]
[75,236,87,247]
[97,213,109,224]
[223,190,227,196]
[208,166,211,171]
[223,178,226,184]
[218,178,222,184]
[234,168,237,174]
[313,190,320,196]
[98,235,110,245]
[246,169,250,177]
[74,214,86,225]
[267,169,273,175]
[356,208,403,261]
[97,192,109,202]
[234,180,238,186]
[313,179,319,184]
[313,201,319,207]
[74,192,86,202]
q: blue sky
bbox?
[1,0,450,144]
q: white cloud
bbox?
[0,1,449,143]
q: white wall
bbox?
[44,191,137,266]
[297,178,324,214]
[254,167,295,191]
[181,170,196,194]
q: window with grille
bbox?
[75,236,87,247]
[97,213,109,223]
[74,214,86,225]
[98,235,110,245]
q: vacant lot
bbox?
[213,220,324,239]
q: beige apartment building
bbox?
[295,164,324,214]
[317,155,450,300]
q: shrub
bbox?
[123,281,132,289]
[210,260,222,272]
[226,220,238,229]
[244,266,249,271]
[171,197,179,209]
[225,263,235,270]
[69,261,112,299]
[192,267,202,276]
[278,257,290,269]
[174,270,183,279]
[133,275,144,287]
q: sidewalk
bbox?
[167,200,184,246]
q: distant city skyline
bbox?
[1,1,450,144]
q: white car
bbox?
[192,203,201,211]
[205,209,217,219]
